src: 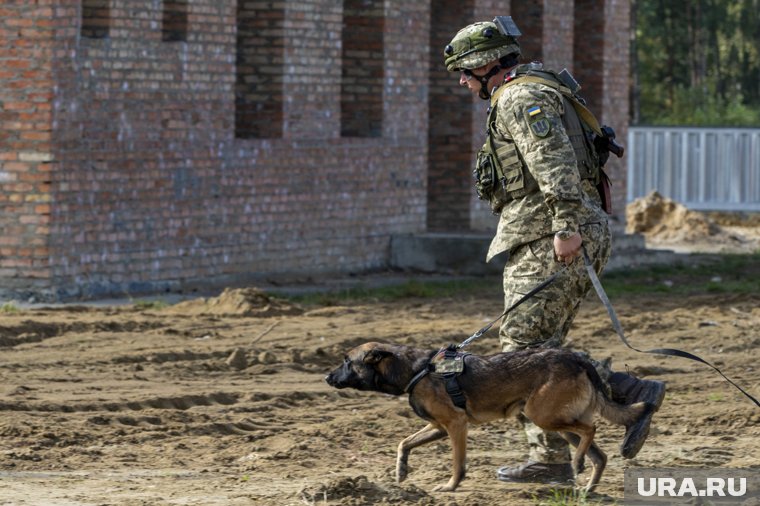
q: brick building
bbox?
[0,0,629,300]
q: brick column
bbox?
[542,0,574,72]
[574,0,631,219]
[0,3,55,290]
[602,0,631,219]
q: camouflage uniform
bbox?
[445,19,666,474]
[487,79,611,464]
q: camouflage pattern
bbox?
[522,416,572,464]
[444,22,520,71]
[486,81,609,262]
[486,77,612,465]
[501,223,611,464]
[499,221,610,351]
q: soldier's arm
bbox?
[497,84,583,237]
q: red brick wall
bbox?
[0,2,55,291]
[31,0,429,298]
[0,0,629,298]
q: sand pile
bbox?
[623,191,760,254]
[166,287,302,317]
[626,191,725,242]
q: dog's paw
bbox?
[432,483,456,493]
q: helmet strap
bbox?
[475,65,505,100]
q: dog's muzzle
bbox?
[325,371,346,388]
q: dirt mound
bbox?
[626,191,725,242]
[166,287,302,317]
[624,191,760,254]
[298,476,430,505]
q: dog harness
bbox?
[404,345,470,410]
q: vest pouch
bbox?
[473,148,496,201]
[494,142,524,192]
[474,149,512,213]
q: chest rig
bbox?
[473,64,605,214]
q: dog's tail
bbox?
[597,394,650,427]
[577,356,651,426]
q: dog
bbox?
[325,342,652,492]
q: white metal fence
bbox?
[627,126,760,211]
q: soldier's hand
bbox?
[553,232,582,265]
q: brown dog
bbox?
[325,342,652,492]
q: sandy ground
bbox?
[1,196,759,505]
[1,272,759,505]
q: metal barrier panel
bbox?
[627,127,760,211]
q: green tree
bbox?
[633,0,760,126]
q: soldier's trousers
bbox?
[499,222,611,464]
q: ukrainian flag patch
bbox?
[527,106,542,117]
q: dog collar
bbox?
[404,365,432,395]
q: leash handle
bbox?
[582,246,760,408]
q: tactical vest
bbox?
[473,65,604,213]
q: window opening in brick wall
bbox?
[426,0,473,231]
[81,0,110,39]
[162,0,188,42]
[340,0,385,138]
[235,1,285,139]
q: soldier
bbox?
[443,18,666,484]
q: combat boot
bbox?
[496,461,575,484]
[608,372,666,459]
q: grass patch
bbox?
[533,487,608,506]
[601,253,760,297]
[132,299,169,310]
[279,253,760,306]
[284,278,497,306]
[0,302,20,314]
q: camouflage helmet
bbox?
[443,21,520,72]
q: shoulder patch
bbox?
[523,103,552,138]
[529,117,551,137]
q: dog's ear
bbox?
[363,349,392,365]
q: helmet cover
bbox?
[443,21,520,71]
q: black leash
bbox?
[581,246,760,408]
[451,244,759,408]
[406,266,568,397]
[444,243,758,409]
[457,264,568,349]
